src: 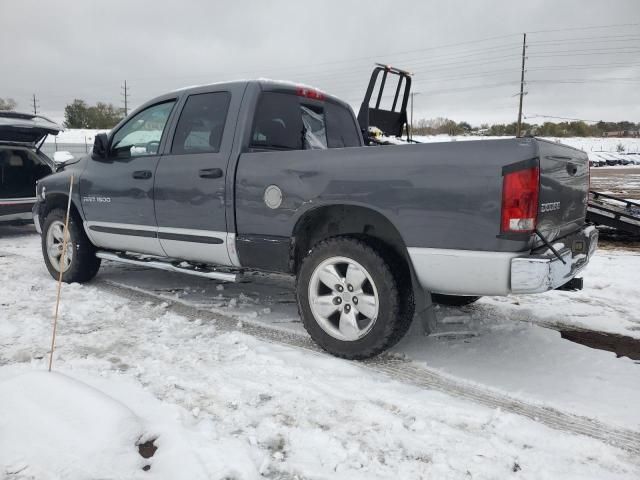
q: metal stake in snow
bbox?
[48,175,74,372]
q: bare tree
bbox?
[0,97,17,111]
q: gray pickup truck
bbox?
[33,67,597,359]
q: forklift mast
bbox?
[357,64,412,142]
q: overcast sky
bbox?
[1,0,638,126]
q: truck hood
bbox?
[0,111,61,146]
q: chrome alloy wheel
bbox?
[46,220,73,273]
[308,256,379,341]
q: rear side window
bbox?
[171,92,231,154]
[251,93,303,150]
[250,92,361,151]
[325,103,361,148]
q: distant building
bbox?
[603,130,640,138]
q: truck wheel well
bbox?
[42,194,80,221]
[292,205,410,275]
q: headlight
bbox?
[35,183,46,201]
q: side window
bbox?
[171,92,231,155]
[250,93,303,150]
[325,103,361,148]
[301,104,327,150]
[110,101,175,159]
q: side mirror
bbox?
[92,133,109,160]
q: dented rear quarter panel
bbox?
[535,139,589,244]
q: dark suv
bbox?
[0,112,59,225]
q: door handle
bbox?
[199,168,223,179]
[132,170,152,179]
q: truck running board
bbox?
[95,251,239,282]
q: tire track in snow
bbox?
[98,279,640,456]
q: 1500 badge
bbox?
[82,196,111,203]
[540,201,561,213]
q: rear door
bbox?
[80,100,176,256]
[153,86,241,265]
[536,139,589,241]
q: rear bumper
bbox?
[510,226,598,294]
[407,225,598,296]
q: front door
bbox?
[80,100,176,256]
[153,89,237,265]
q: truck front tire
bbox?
[296,237,415,359]
[41,208,101,283]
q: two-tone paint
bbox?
[34,80,594,297]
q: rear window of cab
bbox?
[250,92,361,151]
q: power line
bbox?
[528,46,640,55]
[526,62,640,71]
[528,36,640,47]
[528,78,640,84]
[12,33,639,104]
[524,114,603,123]
[526,22,640,35]
[530,33,640,42]
[528,49,640,58]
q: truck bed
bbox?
[235,137,588,254]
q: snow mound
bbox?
[0,371,144,479]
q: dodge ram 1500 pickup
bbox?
[33,67,597,359]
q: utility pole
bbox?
[410,92,421,141]
[32,94,39,115]
[121,80,129,116]
[516,33,527,137]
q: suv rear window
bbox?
[250,92,360,151]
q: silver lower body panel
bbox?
[95,251,239,282]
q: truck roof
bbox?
[164,79,350,108]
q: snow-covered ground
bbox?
[44,128,109,145]
[1,227,639,479]
[409,135,640,165]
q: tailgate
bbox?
[0,112,61,145]
[536,139,589,242]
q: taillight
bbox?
[501,166,540,233]
[296,86,324,100]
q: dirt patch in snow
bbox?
[137,438,158,459]
[561,330,640,361]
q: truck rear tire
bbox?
[41,208,101,283]
[431,294,481,306]
[296,237,414,359]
